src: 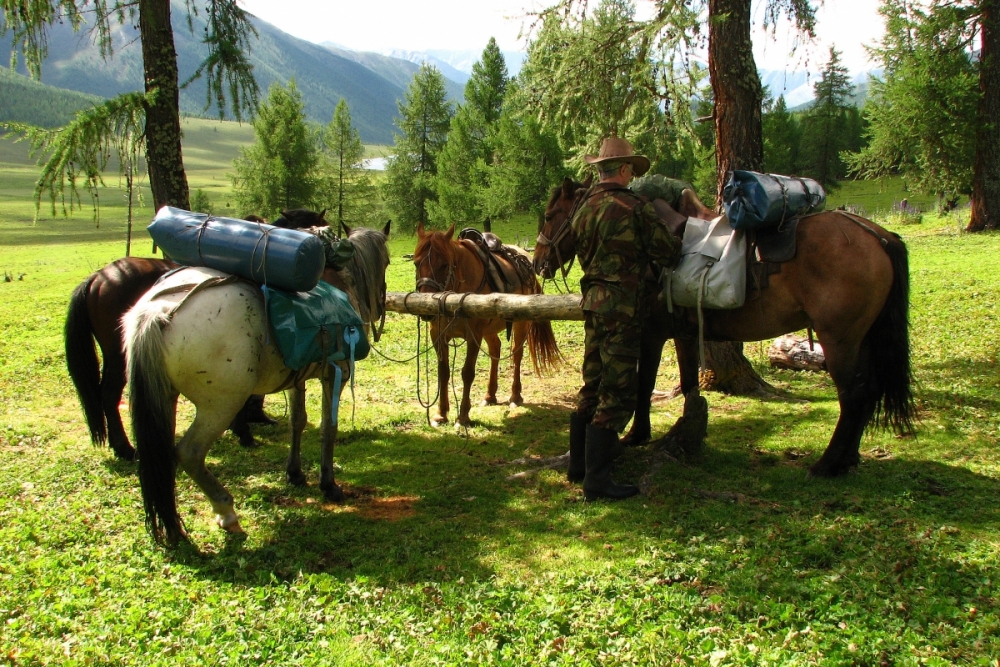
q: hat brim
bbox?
[583,154,650,177]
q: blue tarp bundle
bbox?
[263,282,369,370]
[722,171,826,230]
[148,207,326,292]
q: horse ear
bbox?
[383,220,392,238]
[417,221,425,237]
[582,173,593,188]
[562,176,575,198]
[341,222,352,236]
[318,209,327,224]
[444,224,455,241]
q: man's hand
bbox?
[651,198,688,237]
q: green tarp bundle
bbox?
[263,281,369,370]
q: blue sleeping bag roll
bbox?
[723,171,826,230]
[148,206,325,292]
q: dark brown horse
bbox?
[64,210,327,459]
[533,178,915,477]
[413,222,561,427]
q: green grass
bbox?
[1,143,999,664]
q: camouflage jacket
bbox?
[572,182,681,321]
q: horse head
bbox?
[273,209,328,230]
[533,175,590,280]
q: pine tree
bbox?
[383,64,453,233]
[763,95,800,175]
[232,80,319,218]
[799,47,855,187]
[482,86,567,224]
[430,38,509,228]
[845,0,978,210]
[318,99,379,231]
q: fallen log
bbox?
[768,334,826,371]
[385,291,585,321]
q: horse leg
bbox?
[175,400,247,533]
[508,322,527,408]
[100,352,135,460]
[285,381,308,487]
[481,332,500,406]
[810,337,874,477]
[650,337,708,453]
[319,369,345,502]
[621,327,668,446]
[431,323,451,427]
[457,335,483,427]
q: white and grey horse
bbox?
[123,223,390,545]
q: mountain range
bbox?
[0,3,876,142]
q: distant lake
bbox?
[363,156,389,171]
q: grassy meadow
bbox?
[1,123,999,665]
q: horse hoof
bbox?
[620,430,649,448]
[481,397,498,407]
[322,484,345,503]
[456,418,472,429]
[287,471,307,487]
[809,460,851,478]
[112,444,137,461]
[217,513,244,534]
[508,397,524,408]
[431,417,448,428]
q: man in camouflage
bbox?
[567,137,682,501]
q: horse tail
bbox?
[125,304,184,545]
[526,274,562,376]
[64,276,106,447]
[866,234,916,435]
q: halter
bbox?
[414,244,456,293]
[536,186,587,284]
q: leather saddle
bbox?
[458,228,535,294]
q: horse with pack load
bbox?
[533,170,916,478]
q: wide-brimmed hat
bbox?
[583,137,650,177]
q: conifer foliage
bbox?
[232,81,318,218]
[383,64,453,233]
[318,99,379,231]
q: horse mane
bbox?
[343,227,390,326]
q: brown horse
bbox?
[533,178,915,477]
[64,210,327,459]
[413,223,561,427]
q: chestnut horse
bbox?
[413,223,561,427]
[64,210,328,459]
[533,178,915,477]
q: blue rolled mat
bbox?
[148,207,325,292]
[723,171,826,230]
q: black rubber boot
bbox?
[567,412,587,483]
[583,424,640,501]
[244,394,277,426]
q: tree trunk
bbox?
[704,0,771,394]
[968,0,1000,232]
[139,0,190,212]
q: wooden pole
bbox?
[385,291,585,321]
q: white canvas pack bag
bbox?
[662,215,747,311]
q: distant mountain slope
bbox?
[0,2,467,144]
[0,67,103,128]
[320,44,466,102]
[762,69,879,111]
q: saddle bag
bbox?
[723,171,825,230]
[662,216,747,310]
[263,281,370,371]
[148,206,326,292]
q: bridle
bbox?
[535,187,586,284]
[414,244,456,294]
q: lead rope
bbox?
[696,262,713,373]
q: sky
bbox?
[238,0,885,75]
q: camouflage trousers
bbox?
[577,311,641,433]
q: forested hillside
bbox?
[0,0,463,143]
[0,68,103,128]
